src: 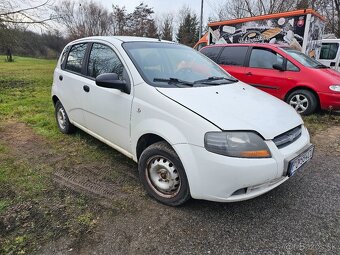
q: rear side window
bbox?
[87,43,124,79]
[218,46,248,66]
[200,47,222,62]
[249,48,283,69]
[320,43,339,60]
[65,43,88,73]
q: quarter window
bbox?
[65,43,87,73]
[249,48,283,69]
[218,46,248,66]
[88,43,124,79]
[287,60,299,71]
[320,43,339,60]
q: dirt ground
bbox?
[1,121,339,254]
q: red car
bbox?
[201,43,340,115]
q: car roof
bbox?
[69,36,174,45]
[202,43,286,49]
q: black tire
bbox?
[55,101,76,134]
[138,141,191,206]
[286,89,318,115]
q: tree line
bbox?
[0,0,339,59]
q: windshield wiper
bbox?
[193,76,238,84]
[153,78,194,87]
[315,64,329,69]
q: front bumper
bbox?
[173,126,311,202]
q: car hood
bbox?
[157,82,303,139]
[314,67,340,83]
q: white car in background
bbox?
[51,36,314,206]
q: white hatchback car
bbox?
[52,36,314,206]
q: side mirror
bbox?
[273,63,285,71]
[95,73,130,94]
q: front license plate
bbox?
[288,145,314,177]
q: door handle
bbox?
[246,72,252,76]
[330,62,336,67]
[59,75,63,81]
[83,85,90,92]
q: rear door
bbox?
[318,42,340,71]
[216,46,249,80]
[242,47,287,98]
[58,43,89,126]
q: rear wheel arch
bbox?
[52,95,60,106]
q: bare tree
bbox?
[0,0,54,26]
[54,0,114,40]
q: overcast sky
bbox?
[100,0,215,23]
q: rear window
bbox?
[218,46,248,66]
[200,46,222,62]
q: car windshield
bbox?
[281,48,327,68]
[122,41,237,88]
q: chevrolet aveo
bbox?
[52,36,314,206]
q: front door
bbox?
[242,47,287,98]
[81,43,133,153]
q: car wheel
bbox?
[138,141,191,206]
[55,101,76,134]
[287,89,317,115]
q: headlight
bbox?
[329,85,340,92]
[204,131,271,158]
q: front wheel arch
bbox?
[285,87,320,114]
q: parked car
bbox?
[200,43,340,115]
[52,36,313,206]
[318,39,340,71]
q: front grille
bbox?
[273,125,302,148]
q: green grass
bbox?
[0,56,102,254]
[0,56,59,138]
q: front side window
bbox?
[123,42,236,88]
[88,43,124,79]
[249,48,283,69]
[320,43,339,60]
[65,43,87,73]
[218,46,248,66]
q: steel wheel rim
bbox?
[146,155,181,198]
[57,108,67,130]
[289,94,309,113]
